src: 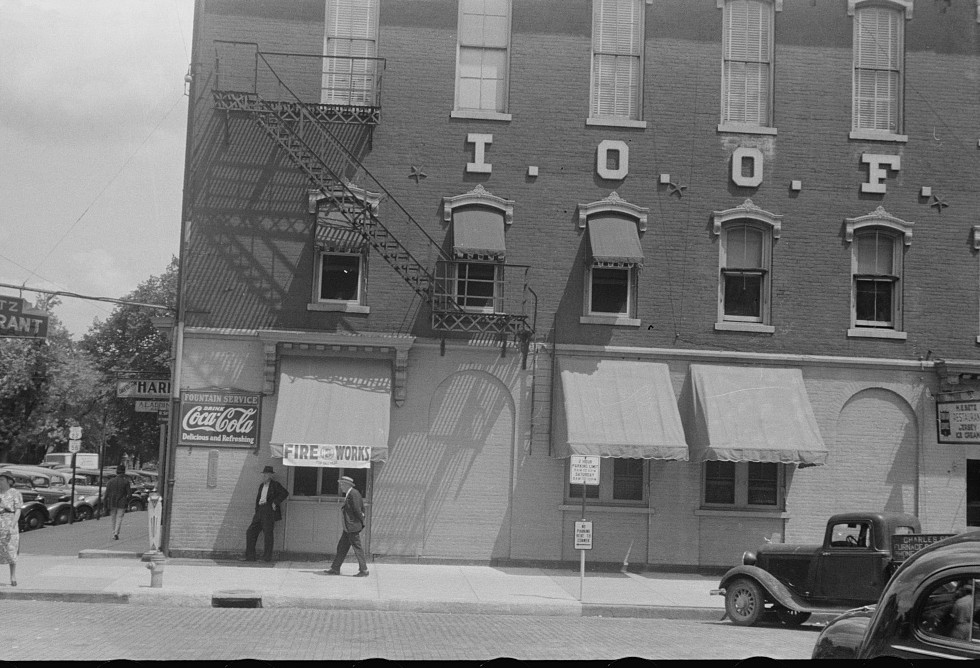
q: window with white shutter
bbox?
[322,0,380,106]
[720,0,774,130]
[589,0,644,127]
[454,0,512,119]
[851,2,906,140]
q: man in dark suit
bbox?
[242,465,288,562]
[325,475,368,577]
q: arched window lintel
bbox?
[845,207,914,246]
[308,184,382,214]
[443,184,515,225]
[712,199,782,238]
[847,0,913,19]
[578,191,648,233]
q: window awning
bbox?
[315,207,365,252]
[269,356,391,464]
[689,364,828,465]
[453,208,506,259]
[588,216,644,267]
[553,358,689,460]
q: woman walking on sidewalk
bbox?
[0,470,22,586]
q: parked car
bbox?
[5,470,86,524]
[0,464,100,519]
[813,531,980,660]
[6,477,53,531]
[74,468,147,513]
[711,512,955,626]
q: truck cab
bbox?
[714,512,950,626]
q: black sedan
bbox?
[813,530,980,660]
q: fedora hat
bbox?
[0,470,15,484]
[261,465,275,474]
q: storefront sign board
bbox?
[937,400,980,444]
[177,390,261,447]
[281,443,371,468]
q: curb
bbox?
[583,604,725,621]
[0,590,130,604]
[78,549,145,560]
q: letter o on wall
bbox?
[597,140,629,180]
[731,147,764,188]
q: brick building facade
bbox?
[167,0,980,569]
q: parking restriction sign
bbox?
[574,520,593,550]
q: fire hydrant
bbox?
[141,550,166,588]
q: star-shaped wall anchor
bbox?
[930,194,949,212]
[408,165,427,184]
[667,181,687,198]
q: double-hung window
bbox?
[703,461,781,509]
[589,0,645,127]
[569,458,645,503]
[720,0,776,133]
[713,200,779,333]
[309,188,378,314]
[845,208,912,339]
[851,1,909,141]
[322,0,380,107]
[454,0,512,119]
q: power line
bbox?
[0,281,173,312]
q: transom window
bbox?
[721,0,775,129]
[590,0,644,124]
[292,466,367,497]
[852,2,905,137]
[455,0,511,115]
[703,461,781,508]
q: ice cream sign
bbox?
[937,400,980,444]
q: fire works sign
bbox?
[281,443,371,469]
[178,390,261,448]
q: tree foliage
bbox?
[80,256,178,467]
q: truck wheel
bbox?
[725,578,765,626]
[775,606,811,626]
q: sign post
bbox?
[569,455,600,601]
[68,426,82,524]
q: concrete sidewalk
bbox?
[0,548,730,620]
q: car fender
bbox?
[719,565,812,612]
[46,500,72,515]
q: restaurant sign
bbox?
[937,400,980,445]
[178,390,261,448]
[281,443,371,468]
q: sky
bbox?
[0,0,195,338]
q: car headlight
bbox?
[742,550,757,565]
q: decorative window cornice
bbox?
[845,206,914,246]
[577,191,648,231]
[848,0,913,19]
[308,184,381,214]
[717,0,781,10]
[443,184,514,225]
[712,199,782,238]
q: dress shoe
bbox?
[113,534,119,540]
[354,570,369,578]
[324,569,341,575]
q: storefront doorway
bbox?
[967,459,980,527]
[282,466,371,557]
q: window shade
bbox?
[722,0,771,126]
[853,6,901,131]
[592,0,642,119]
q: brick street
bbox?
[0,600,817,661]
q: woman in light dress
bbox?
[0,470,23,586]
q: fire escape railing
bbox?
[210,41,536,357]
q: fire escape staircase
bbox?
[211,44,535,362]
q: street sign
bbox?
[0,295,49,339]
[68,439,81,453]
[116,379,171,399]
[569,455,600,485]
[69,426,82,439]
[574,520,593,550]
[136,400,168,413]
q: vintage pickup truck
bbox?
[712,512,955,626]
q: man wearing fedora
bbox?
[242,465,289,563]
[325,475,369,577]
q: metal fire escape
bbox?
[211,42,535,362]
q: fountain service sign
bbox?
[178,390,261,448]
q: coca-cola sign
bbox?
[178,390,261,448]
